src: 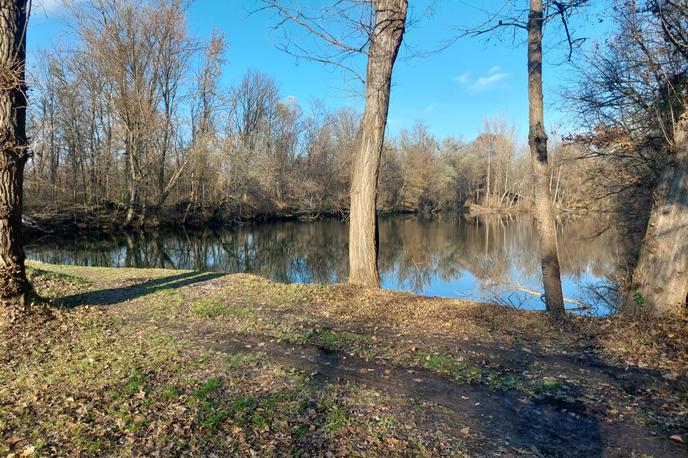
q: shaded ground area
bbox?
[1,262,687,457]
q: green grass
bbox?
[324,406,348,431]
[199,406,228,431]
[116,369,152,399]
[269,284,311,306]
[228,397,269,429]
[160,384,181,401]
[421,353,484,384]
[193,299,252,318]
[318,388,350,432]
[28,267,86,284]
[195,377,222,398]
[487,374,524,391]
[193,377,227,432]
[153,288,184,307]
[534,377,564,394]
[9,262,685,457]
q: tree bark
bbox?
[348,0,407,287]
[527,0,565,315]
[124,132,142,227]
[632,111,688,316]
[0,0,30,311]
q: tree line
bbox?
[27,44,595,224]
[23,1,597,226]
[1,0,686,319]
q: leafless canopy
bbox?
[259,0,378,85]
[459,0,590,61]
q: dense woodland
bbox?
[25,0,607,228]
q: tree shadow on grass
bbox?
[57,271,225,308]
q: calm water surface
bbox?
[25,214,624,315]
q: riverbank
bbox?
[23,203,430,236]
[2,262,686,456]
[24,202,603,239]
[23,203,348,236]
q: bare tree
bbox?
[627,1,688,316]
[0,0,30,313]
[263,0,408,287]
[348,0,407,286]
[153,3,195,209]
[526,0,565,314]
[23,0,624,284]
[71,0,193,227]
[185,32,226,217]
[461,0,590,314]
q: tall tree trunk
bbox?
[486,154,491,205]
[125,177,140,227]
[632,111,688,316]
[124,133,140,227]
[527,0,565,315]
[0,0,30,311]
[348,0,406,287]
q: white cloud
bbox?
[469,72,509,92]
[454,72,471,84]
[424,103,437,113]
[455,67,510,93]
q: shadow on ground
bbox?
[57,271,225,307]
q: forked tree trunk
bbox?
[632,111,688,316]
[527,0,565,315]
[0,0,30,311]
[348,0,407,287]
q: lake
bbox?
[25,214,624,315]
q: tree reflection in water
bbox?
[26,214,625,314]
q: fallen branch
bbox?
[514,284,592,312]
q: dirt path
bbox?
[4,262,686,457]
[174,318,686,457]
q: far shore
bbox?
[22,203,604,237]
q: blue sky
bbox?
[27,0,607,142]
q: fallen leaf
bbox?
[5,436,20,447]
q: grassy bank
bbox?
[1,262,687,456]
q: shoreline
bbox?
[23,203,600,237]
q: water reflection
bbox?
[25,214,623,315]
